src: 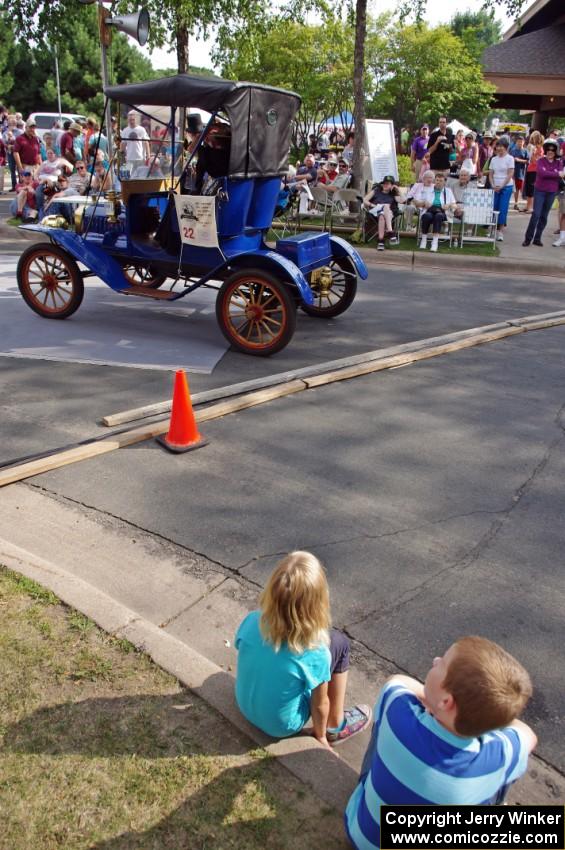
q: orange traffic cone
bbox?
[156,370,208,453]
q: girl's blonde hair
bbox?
[259,551,330,654]
[529,130,543,147]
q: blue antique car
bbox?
[16,74,367,356]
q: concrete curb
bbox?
[358,247,565,278]
[0,538,357,811]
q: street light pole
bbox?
[54,48,62,122]
[98,2,114,161]
[78,0,149,176]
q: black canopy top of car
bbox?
[105,74,301,180]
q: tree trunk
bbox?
[351,0,367,191]
[176,14,189,74]
[176,12,189,179]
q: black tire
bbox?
[301,255,358,318]
[122,263,168,289]
[17,243,84,319]
[216,268,297,356]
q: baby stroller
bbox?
[274,186,291,217]
[268,184,299,238]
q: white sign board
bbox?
[364,119,398,185]
[174,195,219,248]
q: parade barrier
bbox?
[1,310,565,488]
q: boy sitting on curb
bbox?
[345,636,537,850]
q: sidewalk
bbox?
[359,205,565,278]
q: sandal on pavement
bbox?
[327,704,372,746]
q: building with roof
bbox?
[482,0,565,131]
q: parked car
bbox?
[27,112,87,139]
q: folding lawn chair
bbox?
[459,188,499,250]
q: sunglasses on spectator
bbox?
[76,165,86,170]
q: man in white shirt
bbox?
[120,111,150,174]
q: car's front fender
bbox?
[329,235,368,280]
[19,225,127,291]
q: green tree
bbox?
[449,8,502,62]
[0,8,155,117]
[0,19,18,106]
[219,16,355,154]
[366,22,495,131]
[5,0,251,75]
[349,0,526,187]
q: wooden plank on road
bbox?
[303,327,526,389]
[0,381,307,488]
[101,321,515,427]
[1,320,556,489]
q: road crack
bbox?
[346,400,565,630]
[22,482,264,589]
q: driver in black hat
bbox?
[194,121,231,193]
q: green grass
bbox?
[269,221,500,257]
[0,567,348,850]
[381,234,500,257]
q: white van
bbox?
[27,112,87,139]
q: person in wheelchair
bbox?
[194,121,231,194]
[363,175,404,250]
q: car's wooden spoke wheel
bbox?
[216,269,296,356]
[302,256,357,318]
[17,244,84,319]
[122,264,167,289]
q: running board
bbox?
[120,285,176,300]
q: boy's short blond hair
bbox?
[259,551,330,655]
[444,636,532,737]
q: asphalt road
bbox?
[1,222,565,776]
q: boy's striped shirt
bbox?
[345,682,530,850]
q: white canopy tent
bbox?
[447,119,472,136]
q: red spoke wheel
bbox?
[216,269,296,356]
[17,244,84,319]
[122,263,168,289]
[301,256,357,318]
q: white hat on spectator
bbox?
[25,118,37,128]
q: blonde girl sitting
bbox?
[235,551,372,749]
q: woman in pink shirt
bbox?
[523,139,564,247]
[524,131,544,213]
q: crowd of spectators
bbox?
[0,104,115,224]
[401,118,565,249]
[2,104,564,250]
[284,130,355,215]
[290,120,565,253]
[0,105,178,224]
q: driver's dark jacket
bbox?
[194,143,231,192]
